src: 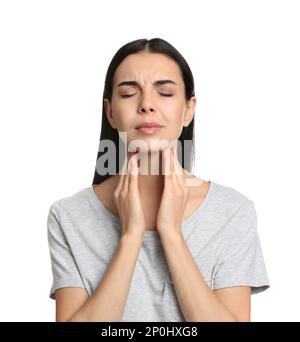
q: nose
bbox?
[137,93,156,114]
[138,106,155,114]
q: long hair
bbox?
[92,38,196,186]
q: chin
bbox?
[128,138,171,154]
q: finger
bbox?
[170,146,180,187]
[163,147,172,178]
[129,153,139,191]
[122,153,133,195]
[170,146,175,174]
[171,146,180,174]
[115,155,128,193]
[172,146,185,186]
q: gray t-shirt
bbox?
[47,180,270,322]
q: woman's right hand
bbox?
[113,152,146,238]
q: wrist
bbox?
[121,231,144,244]
[158,229,184,244]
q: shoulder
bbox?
[211,180,255,212]
[211,181,257,236]
[48,187,92,219]
[212,180,251,202]
[210,181,257,231]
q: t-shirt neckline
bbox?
[86,180,216,240]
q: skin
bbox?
[55,52,251,322]
[103,51,201,231]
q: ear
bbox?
[104,98,117,129]
[183,96,196,127]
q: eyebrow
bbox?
[116,79,178,87]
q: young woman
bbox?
[47,38,270,322]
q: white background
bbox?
[0,0,299,322]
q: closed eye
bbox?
[121,94,135,98]
[121,93,173,98]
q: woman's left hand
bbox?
[156,145,190,238]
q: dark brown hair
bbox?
[92,38,196,185]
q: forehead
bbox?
[113,52,183,86]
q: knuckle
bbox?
[120,191,126,199]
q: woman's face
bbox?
[104,52,196,154]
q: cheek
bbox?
[112,103,135,128]
[163,108,186,138]
[164,105,185,126]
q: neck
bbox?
[127,150,165,199]
[113,150,191,200]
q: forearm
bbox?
[68,232,143,322]
[160,232,237,322]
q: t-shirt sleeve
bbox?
[213,200,270,295]
[47,204,86,300]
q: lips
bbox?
[136,126,162,134]
[135,122,162,129]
